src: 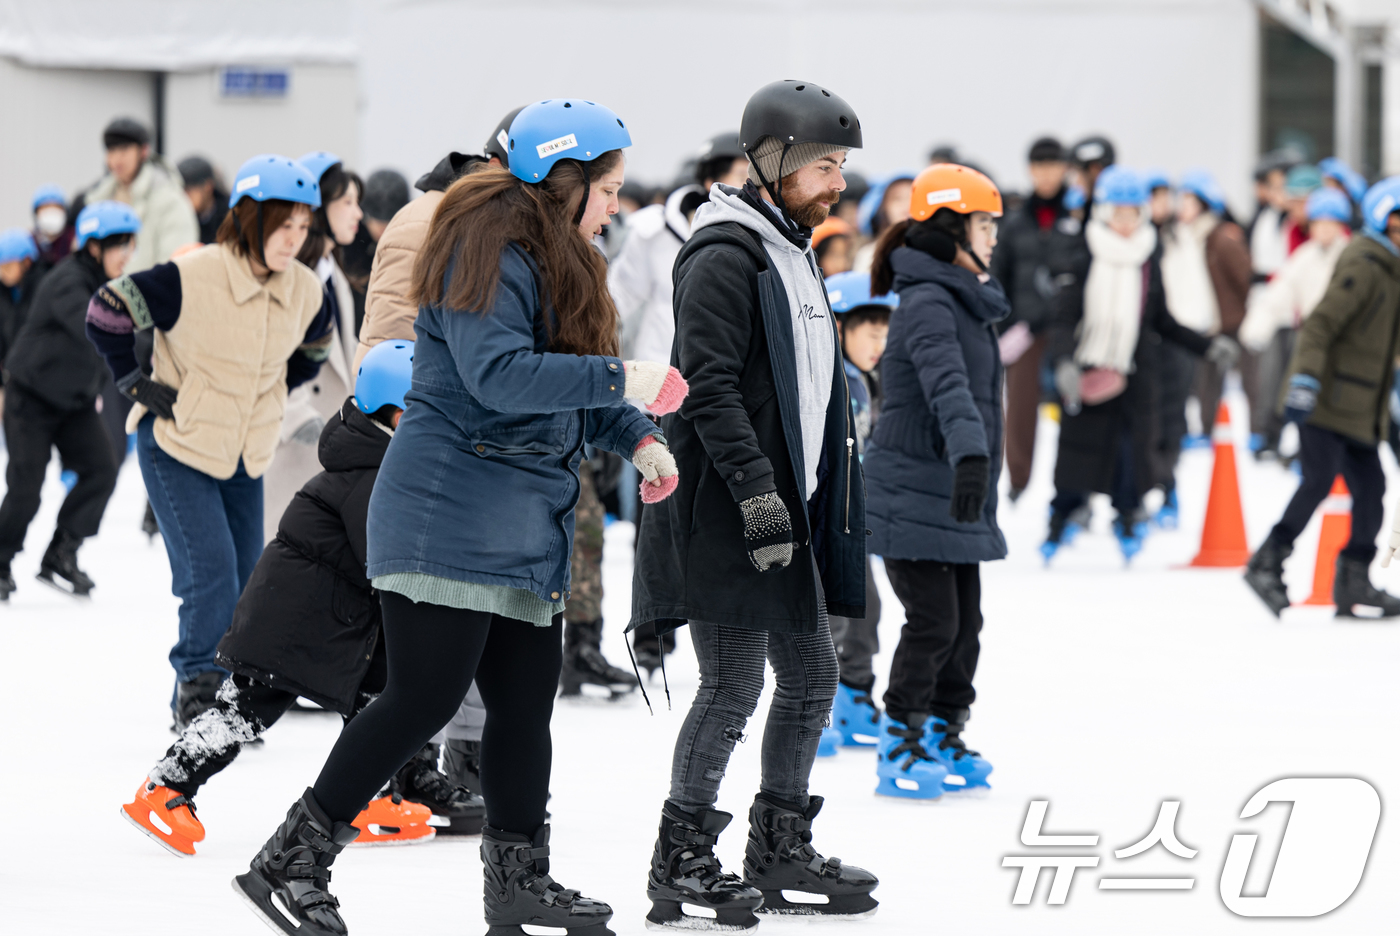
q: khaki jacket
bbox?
[1286,235,1400,445]
[86,158,200,273]
[354,190,442,371]
[124,244,326,479]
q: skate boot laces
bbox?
[886,724,939,771]
[931,723,980,761]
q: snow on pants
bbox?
[881,559,982,725]
[0,384,118,564]
[136,414,263,689]
[828,555,881,691]
[668,602,838,813]
[312,591,561,834]
[1270,423,1385,562]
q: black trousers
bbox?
[882,559,983,724]
[1270,423,1385,561]
[313,591,562,834]
[0,384,118,564]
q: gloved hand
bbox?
[950,456,990,524]
[1205,334,1241,370]
[633,435,678,504]
[738,491,793,573]
[1283,374,1320,425]
[290,416,326,446]
[623,360,689,415]
[1054,359,1082,416]
[117,370,178,420]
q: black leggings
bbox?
[312,591,562,833]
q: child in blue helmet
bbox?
[0,228,44,371]
[817,271,894,755]
[237,99,678,936]
[0,203,139,601]
[121,341,481,856]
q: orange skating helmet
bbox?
[909,164,1002,221]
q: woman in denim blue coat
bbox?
[235,100,687,936]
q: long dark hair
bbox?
[870,209,968,297]
[296,163,364,269]
[410,151,623,358]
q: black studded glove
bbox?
[950,456,990,524]
[739,491,793,573]
[117,370,178,421]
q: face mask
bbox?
[36,206,66,237]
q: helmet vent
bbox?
[795,84,805,91]
[839,116,849,128]
[563,102,572,108]
[821,90,830,97]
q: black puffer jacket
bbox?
[217,398,389,714]
[988,189,1087,334]
[6,250,107,410]
[0,262,46,384]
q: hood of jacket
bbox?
[890,245,1010,325]
[415,152,486,194]
[318,396,391,473]
[692,182,811,251]
[663,183,703,241]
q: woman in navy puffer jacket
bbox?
[234,101,687,936]
[863,165,1009,801]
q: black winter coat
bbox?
[866,247,1010,562]
[217,399,388,714]
[988,189,1087,334]
[6,250,107,411]
[630,221,866,634]
[1048,246,1210,499]
[0,262,45,384]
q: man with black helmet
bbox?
[631,79,877,931]
[1070,134,1116,212]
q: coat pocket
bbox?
[1329,369,1378,413]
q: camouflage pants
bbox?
[565,460,604,623]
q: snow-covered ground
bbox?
[4,390,1399,935]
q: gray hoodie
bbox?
[689,184,835,500]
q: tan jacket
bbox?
[86,158,200,273]
[124,244,327,479]
[354,190,443,371]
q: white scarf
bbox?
[1076,217,1157,372]
[1160,213,1219,334]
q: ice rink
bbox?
[3,394,1398,935]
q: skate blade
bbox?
[644,918,757,934]
[119,803,195,856]
[646,900,759,933]
[486,926,615,936]
[431,814,485,835]
[349,824,435,846]
[558,686,639,705]
[231,875,301,936]
[34,571,91,598]
[875,776,944,801]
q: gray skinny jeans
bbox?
[668,605,838,813]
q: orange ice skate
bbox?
[120,779,206,857]
[351,792,436,846]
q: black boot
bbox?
[141,500,160,540]
[0,563,14,602]
[442,738,482,795]
[233,788,360,936]
[560,619,638,698]
[1244,535,1293,618]
[482,824,614,935]
[1334,555,1400,618]
[173,671,225,733]
[742,793,878,918]
[392,742,485,834]
[646,801,763,932]
[37,528,94,596]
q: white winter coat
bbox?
[1238,235,1350,353]
[610,184,699,364]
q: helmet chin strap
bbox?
[572,160,592,229]
[753,142,800,232]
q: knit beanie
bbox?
[746,136,845,186]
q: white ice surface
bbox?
[3,388,1399,934]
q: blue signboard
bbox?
[220,67,290,98]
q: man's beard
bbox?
[783,186,838,229]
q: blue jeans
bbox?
[136,415,263,690]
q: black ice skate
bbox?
[561,619,638,699]
[646,801,763,933]
[742,793,878,919]
[1244,536,1293,617]
[0,564,15,602]
[141,500,160,540]
[392,742,485,834]
[1334,555,1400,618]
[443,737,482,794]
[173,671,224,734]
[233,788,359,936]
[481,824,615,936]
[36,529,94,596]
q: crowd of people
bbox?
[2,80,1400,936]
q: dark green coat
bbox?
[1286,235,1400,445]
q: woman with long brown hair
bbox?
[234,100,685,936]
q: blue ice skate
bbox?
[875,713,948,800]
[831,683,880,746]
[923,714,993,792]
[1114,515,1148,564]
[817,726,842,757]
[1154,490,1179,530]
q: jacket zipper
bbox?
[840,358,853,534]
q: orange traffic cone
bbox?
[1188,402,1250,567]
[1298,477,1351,606]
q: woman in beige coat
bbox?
[262,153,364,535]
